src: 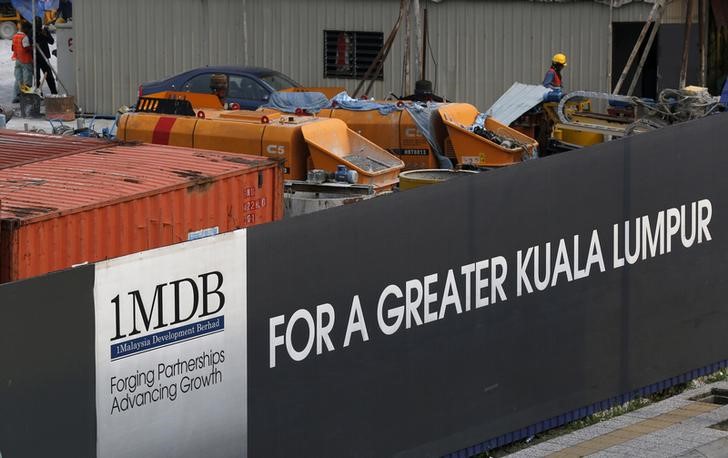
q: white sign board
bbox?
[94,230,247,458]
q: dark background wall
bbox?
[247,113,728,457]
[1,114,727,458]
[657,23,700,91]
[0,266,97,458]
[612,22,700,97]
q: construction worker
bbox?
[543,53,567,90]
[33,17,57,95]
[11,22,33,104]
[210,74,228,103]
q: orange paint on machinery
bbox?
[437,104,538,168]
[316,103,538,169]
[118,99,404,191]
[134,91,538,171]
[318,108,439,171]
[280,86,346,99]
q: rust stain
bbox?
[187,177,215,193]
[173,170,205,179]
[6,206,58,218]
[223,156,260,165]
[7,178,46,186]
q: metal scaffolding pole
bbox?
[32,0,37,91]
[679,0,696,88]
[612,0,665,94]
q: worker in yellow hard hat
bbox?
[543,53,567,90]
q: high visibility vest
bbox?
[12,32,32,64]
[546,68,562,88]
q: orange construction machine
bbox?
[319,102,538,170]
[133,91,538,171]
[116,93,404,192]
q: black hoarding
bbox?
[0,266,97,458]
[246,113,728,457]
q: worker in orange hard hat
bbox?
[543,53,567,90]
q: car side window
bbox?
[182,74,213,93]
[228,75,269,101]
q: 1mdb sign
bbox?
[108,270,227,360]
[93,230,247,458]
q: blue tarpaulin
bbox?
[330,92,399,115]
[11,0,58,21]
[263,91,331,114]
[404,103,453,169]
[262,91,451,167]
[262,91,400,116]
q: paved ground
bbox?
[3,113,115,133]
[0,39,15,105]
[508,381,728,457]
[5,108,114,134]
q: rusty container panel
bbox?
[0,129,109,169]
[0,142,283,283]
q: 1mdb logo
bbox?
[110,271,225,342]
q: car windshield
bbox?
[259,73,299,90]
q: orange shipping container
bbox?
[0,142,283,283]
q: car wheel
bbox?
[0,21,17,40]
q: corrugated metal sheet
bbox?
[613,1,659,21]
[75,0,404,114]
[485,83,551,125]
[611,0,696,24]
[663,0,697,24]
[76,0,664,115]
[0,142,283,282]
[0,129,108,169]
[426,1,652,107]
[0,143,277,223]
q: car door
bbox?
[181,73,214,93]
[226,75,271,110]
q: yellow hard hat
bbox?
[552,53,567,66]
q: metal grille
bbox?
[135,97,196,116]
[323,30,384,80]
